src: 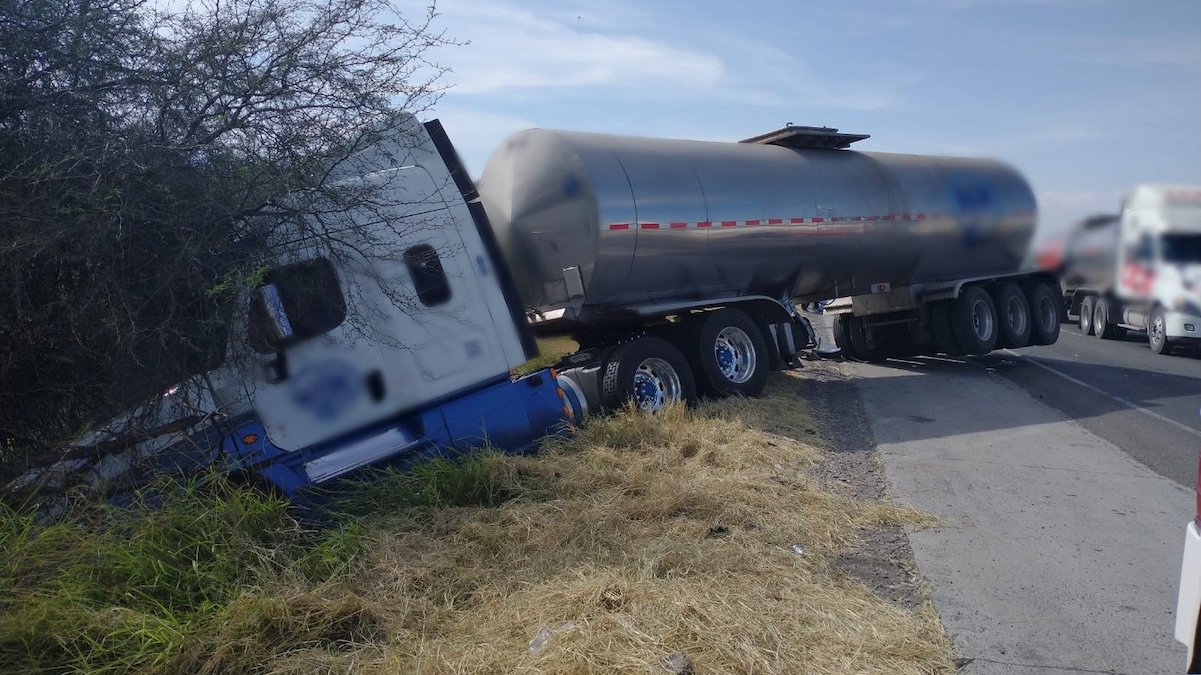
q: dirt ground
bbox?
[791,357,932,612]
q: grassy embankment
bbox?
[1,364,954,673]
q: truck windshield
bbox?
[1161,233,1201,264]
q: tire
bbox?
[846,315,887,362]
[994,284,1032,349]
[931,301,965,356]
[832,314,860,360]
[1149,307,1172,355]
[687,309,770,397]
[1093,298,1123,340]
[601,337,697,412]
[1079,295,1095,336]
[950,285,998,355]
[1027,283,1062,346]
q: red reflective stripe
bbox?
[697,221,712,228]
[791,217,805,224]
[720,220,738,227]
[916,213,927,220]
[640,222,660,230]
[745,219,760,226]
[811,217,825,223]
[609,223,629,230]
[670,221,688,229]
[768,218,783,225]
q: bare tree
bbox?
[0,0,459,481]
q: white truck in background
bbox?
[1058,185,1201,354]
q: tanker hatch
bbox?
[740,125,869,150]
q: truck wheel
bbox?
[847,315,888,362]
[601,337,697,412]
[1093,298,1123,340]
[688,309,770,397]
[1027,283,1062,346]
[832,315,861,360]
[931,301,965,356]
[1079,295,1094,335]
[995,284,1032,349]
[1149,307,1172,355]
[951,286,998,355]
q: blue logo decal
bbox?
[563,173,581,197]
[948,175,996,249]
[290,359,361,420]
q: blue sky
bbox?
[419,0,1201,239]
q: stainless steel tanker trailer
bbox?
[478,124,1062,409]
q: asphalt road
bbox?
[849,355,1190,674]
[812,313,1199,672]
[993,324,1201,487]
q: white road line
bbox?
[1001,348,1201,439]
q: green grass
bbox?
[0,452,529,674]
[0,473,390,673]
[515,335,579,374]
[0,377,954,674]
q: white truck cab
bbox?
[1118,185,1201,352]
[239,120,532,452]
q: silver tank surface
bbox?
[1061,215,1119,289]
[477,129,1037,319]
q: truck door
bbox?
[244,255,390,452]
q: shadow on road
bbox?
[838,353,1201,445]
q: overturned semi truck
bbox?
[17,118,1062,499]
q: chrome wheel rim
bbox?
[633,357,682,412]
[1151,316,1164,344]
[971,299,995,341]
[713,326,757,384]
[1007,296,1029,336]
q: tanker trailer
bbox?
[1061,186,1201,354]
[478,124,1062,404]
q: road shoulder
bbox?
[848,356,1191,674]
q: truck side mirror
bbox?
[254,283,294,346]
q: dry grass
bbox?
[1,372,954,674]
[310,373,952,673]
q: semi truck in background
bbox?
[12,116,1064,500]
[1055,185,1201,355]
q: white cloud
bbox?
[1069,36,1201,68]
[913,0,1109,8]
[431,106,538,177]
[1035,189,1121,238]
[435,1,724,95]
